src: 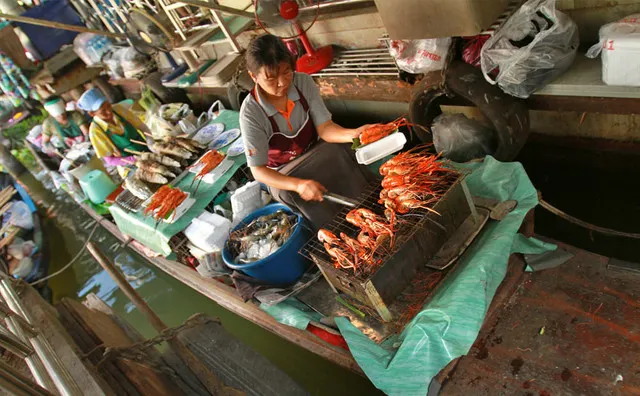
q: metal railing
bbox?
[0,278,81,396]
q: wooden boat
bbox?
[30,162,639,393]
[0,172,50,299]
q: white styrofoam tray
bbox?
[142,192,195,224]
[189,153,234,184]
[355,132,407,165]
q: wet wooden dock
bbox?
[440,241,640,395]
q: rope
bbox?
[539,198,640,240]
[94,314,218,368]
[29,221,100,286]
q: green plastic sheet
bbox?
[261,157,555,395]
[333,157,555,395]
[110,110,247,256]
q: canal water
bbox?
[24,172,381,396]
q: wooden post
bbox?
[0,144,27,178]
[85,242,231,395]
[0,13,125,39]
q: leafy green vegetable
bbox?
[351,137,362,150]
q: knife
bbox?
[323,192,359,207]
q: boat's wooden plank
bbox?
[440,241,640,395]
[116,358,185,396]
[62,298,134,348]
[145,254,362,373]
[83,293,146,343]
[56,303,132,396]
[18,286,115,395]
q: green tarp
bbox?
[263,157,555,395]
[110,110,246,256]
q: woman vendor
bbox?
[240,34,379,228]
[77,88,149,169]
[41,96,89,153]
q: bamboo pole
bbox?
[85,242,229,395]
[0,13,125,39]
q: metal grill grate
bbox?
[311,48,399,77]
[299,175,461,280]
[115,189,144,212]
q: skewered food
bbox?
[135,168,168,185]
[136,159,176,178]
[190,150,225,181]
[123,177,152,200]
[149,141,192,159]
[144,185,188,222]
[137,152,181,168]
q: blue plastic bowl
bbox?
[223,203,312,285]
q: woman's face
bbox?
[93,102,113,122]
[252,62,294,98]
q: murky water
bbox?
[22,172,380,396]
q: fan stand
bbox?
[162,53,189,83]
[293,22,333,74]
[278,0,333,74]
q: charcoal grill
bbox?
[300,175,474,321]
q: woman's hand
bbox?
[295,179,327,201]
[350,124,380,140]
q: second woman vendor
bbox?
[240,34,379,228]
[77,87,149,173]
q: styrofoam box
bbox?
[602,34,640,86]
[355,132,407,165]
[184,211,231,253]
[231,181,263,225]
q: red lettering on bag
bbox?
[417,49,441,62]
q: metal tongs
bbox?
[323,192,359,208]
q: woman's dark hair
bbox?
[245,34,294,75]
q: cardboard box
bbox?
[374,0,510,39]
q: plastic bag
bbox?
[462,35,490,67]
[7,238,35,260]
[103,47,126,79]
[73,33,113,66]
[6,201,33,230]
[586,14,640,86]
[121,47,153,79]
[146,103,195,139]
[389,38,452,74]
[480,0,579,98]
[432,113,497,162]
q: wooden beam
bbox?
[0,13,125,39]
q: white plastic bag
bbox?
[6,202,33,230]
[480,0,579,98]
[432,114,496,162]
[389,38,451,74]
[586,14,640,86]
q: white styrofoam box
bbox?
[231,181,263,225]
[355,132,407,165]
[184,211,231,253]
[601,34,640,86]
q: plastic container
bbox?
[222,204,312,285]
[356,132,407,165]
[68,155,109,181]
[184,211,232,253]
[231,181,263,226]
[79,170,118,204]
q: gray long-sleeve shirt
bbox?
[239,72,332,167]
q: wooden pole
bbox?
[85,242,231,395]
[0,145,27,179]
[86,242,167,332]
[0,13,125,39]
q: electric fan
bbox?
[254,0,334,74]
[125,8,189,83]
